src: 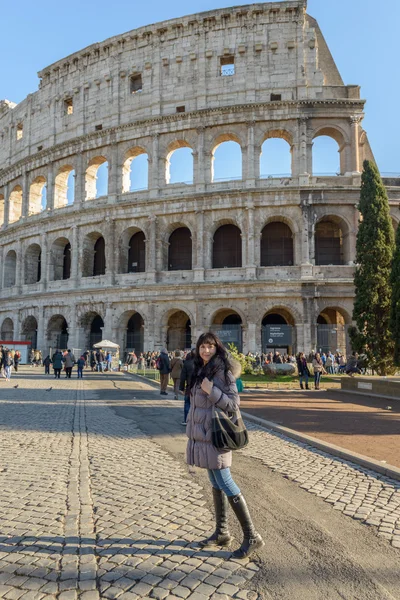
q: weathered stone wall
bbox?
[0,0,399,356]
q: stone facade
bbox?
[1,0,399,356]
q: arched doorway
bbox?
[261,310,296,354]
[316,308,349,355]
[25,244,42,284]
[213,224,242,268]
[1,318,14,340]
[126,313,144,353]
[47,315,69,351]
[168,228,192,270]
[21,316,38,349]
[128,232,145,273]
[211,309,243,351]
[167,311,191,350]
[315,219,344,265]
[90,315,104,348]
[93,237,106,276]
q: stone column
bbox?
[349,116,361,174]
[40,233,48,291]
[108,143,119,201]
[246,121,257,187]
[195,127,206,192]
[149,134,160,199]
[3,183,9,227]
[46,163,55,212]
[36,306,46,355]
[147,216,157,282]
[68,303,78,351]
[105,218,116,285]
[101,305,115,341]
[0,245,4,289]
[297,117,310,183]
[74,152,85,207]
[246,322,257,354]
[246,205,256,278]
[16,240,22,292]
[194,210,205,282]
[300,196,313,279]
[22,172,29,218]
[70,225,80,286]
[144,303,156,350]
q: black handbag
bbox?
[211,405,249,451]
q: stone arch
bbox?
[260,220,294,266]
[316,306,351,355]
[55,165,75,207]
[260,131,293,178]
[24,243,42,284]
[210,308,244,351]
[312,126,348,175]
[0,194,4,227]
[82,232,106,277]
[9,185,22,223]
[21,315,38,348]
[211,133,243,182]
[119,226,146,274]
[1,317,14,340]
[118,310,145,354]
[50,237,71,281]
[85,156,108,200]
[314,215,351,265]
[168,226,192,270]
[4,250,17,288]
[47,314,69,351]
[80,311,104,349]
[165,140,194,185]
[122,147,149,193]
[29,176,47,214]
[261,307,296,353]
[212,223,242,268]
[164,309,192,351]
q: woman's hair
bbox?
[191,332,233,388]
[175,350,181,357]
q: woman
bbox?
[296,352,310,390]
[186,332,264,559]
[170,350,183,399]
[4,351,13,381]
[312,352,326,390]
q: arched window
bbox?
[25,244,42,284]
[85,157,108,200]
[166,146,193,185]
[168,228,192,270]
[50,238,71,281]
[122,149,148,192]
[312,129,345,176]
[128,232,146,273]
[260,138,292,178]
[1,318,14,340]
[9,186,22,223]
[29,176,47,214]
[93,237,106,276]
[55,166,75,207]
[213,225,242,268]
[63,243,71,279]
[315,220,344,265]
[212,140,242,182]
[4,251,17,288]
[261,222,294,266]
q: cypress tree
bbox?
[350,160,395,375]
[390,223,400,366]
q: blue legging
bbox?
[207,468,241,497]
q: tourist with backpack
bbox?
[157,348,171,395]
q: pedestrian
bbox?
[346,353,361,376]
[170,350,183,399]
[296,352,310,389]
[186,332,264,559]
[105,351,112,371]
[77,355,85,378]
[157,348,171,395]
[179,349,195,425]
[4,351,13,381]
[43,355,52,375]
[63,349,76,378]
[52,349,63,378]
[312,352,326,390]
[13,350,20,373]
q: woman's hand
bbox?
[201,377,213,395]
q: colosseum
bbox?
[1,0,399,359]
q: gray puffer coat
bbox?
[186,368,240,470]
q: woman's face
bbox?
[199,343,217,364]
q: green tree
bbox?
[390,223,400,366]
[350,160,395,375]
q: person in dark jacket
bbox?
[296,352,310,390]
[77,356,86,378]
[158,348,171,395]
[43,355,52,375]
[52,350,63,379]
[179,349,195,425]
[186,332,264,560]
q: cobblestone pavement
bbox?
[0,373,261,600]
[242,422,400,550]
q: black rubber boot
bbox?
[300,382,304,389]
[199,488,232,547]
[228,494,264,559]
[306,383,310,390]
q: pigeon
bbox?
[385,406,392,410]
[13,384,19,389]
[46,387,53,392]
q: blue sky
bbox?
[1,0,398,175]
